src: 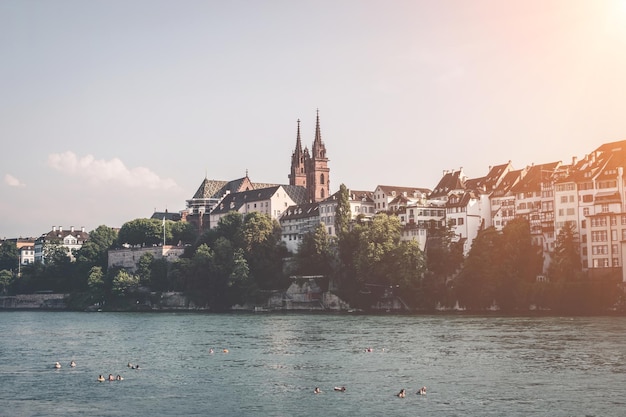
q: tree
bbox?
[169,221,198,245]
[423,220,464,308]
[0,241,18,272]
[76,225,118,270]
[87,266,105,293]
[295,223,333,276]
[118,218,163,246]
[456,226,503,309]
[334,183,351,238]
[498,218,543,311]
[241,212,287,290]
[548,221,582,283]
[136,253,155,286]
[0,269,13,294]
[111,269,139,296]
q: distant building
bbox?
[34,226,89,264]
[209,185,308,227]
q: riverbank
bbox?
[0,294,68,310]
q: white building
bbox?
[34,226,89,264]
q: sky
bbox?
[2,0,626,239]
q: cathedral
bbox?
[289,110,330,202]
[181,111,330,232]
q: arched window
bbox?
[321,188,325,198]
[320,173,325,184]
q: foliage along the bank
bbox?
[1,184,623,313]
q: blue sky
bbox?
[2,0,626,238]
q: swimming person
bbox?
[97,375,105,382]
[314,387,321,394]
[69,361,76,367]
[396,389,406,398]
[54,362,61,369]
[417,386,427,395]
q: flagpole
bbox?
[163,216,166,246]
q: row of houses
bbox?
[179,140,626,283]
[7,226,89,268]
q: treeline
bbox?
[0,184,623,313]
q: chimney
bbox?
[81,226,85,232]
[572,156,577,165]
[70,226,74,232]
[59,226,63,232]
[52,226,57,232]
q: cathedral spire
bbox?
[289,118,307,187]
[296,118,302,152]
[313,109,322,152]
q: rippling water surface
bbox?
[1,312,625,417]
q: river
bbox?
[1,312,625,416]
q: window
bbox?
[581,220,586,229]
[602,204,609,213]
[320,174,325,185]
[613,258,620,267]
[458,218,464,225]
[583,208,590,216]
[567,208,575,215]
[583,195,593,202]
[560,196,568,203]
[591,231,608,242]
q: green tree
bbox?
[423,220,463,309]
[149,258,170,292]
[390,240,427,307]
[118,218,163,246]
[548,221,582,283]
[0,241,19,272]
[76,225,118,270]
[136,253,155,286]
[242,212,287,290]
[295,223,333,276]
[111,269,139,296]
[169,221,198,245]
[498,218,543,311]
[0,269,14,294]
[87,266,105,293]
[456,226,502,310]
[334,183,351,238]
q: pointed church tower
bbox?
[289,119,307,187]
[306,109,330,202]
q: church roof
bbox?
[191,177,278,200]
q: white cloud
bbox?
[47,151,177,190]
[4,174,26,187]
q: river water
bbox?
[1,312,625,417]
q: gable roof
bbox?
[430,170,466,198]
[211,186,286,215]
[375,185,431,198]
[510,161,561,194]
[282,185,309,205]
[492,169,525,198]
[191,176,278,200]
